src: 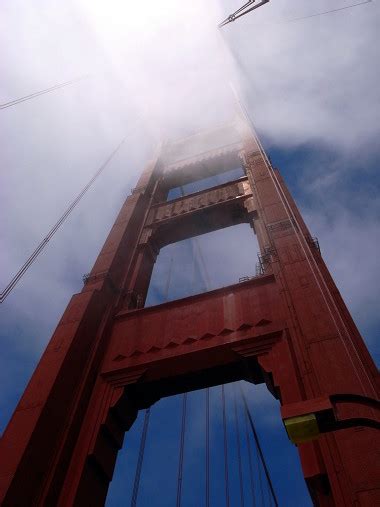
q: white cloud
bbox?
[223,0,380,151]
[304,188,380,344]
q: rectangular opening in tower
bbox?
[145,223,260,306]
[167,167,245,201]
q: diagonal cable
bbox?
[285,0,372,24]
[239,385,278,507]
[0,75,89,110]
[233,385,245,507]
[0,135,127,303]
[131,408,151,507]
[242,392,256,507]
[176,392,188,507]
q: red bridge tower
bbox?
[0,120,379,506]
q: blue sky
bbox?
[1,1,379,505]
[106,383,312,506]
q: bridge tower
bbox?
[0,119,379,506]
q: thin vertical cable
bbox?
[163,256,174,301]
[205,388,210,507]
[233,385,245,507]
[221,385,230,507]
[176,393,188,507]
[179,183,210,293]
[245,407,265,507]
[243,402,256,507]
[193,239,212,291]
[256,441,265,507]
[239,386,278,507]
[190,248,197,294]
[131,408,151,507]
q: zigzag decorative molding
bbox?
[124,321,270,358]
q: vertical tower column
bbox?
[242,135,379,506]
[0,155,162,506]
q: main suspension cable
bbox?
[219,0,269,27]
[176,393,188,507]
[221,385,230,507]
[239,386,278,507]
[0,75,89,110]
[233,385,245,507]
[219,0,371,28]
[131,408,151,507]
[0,135,127,303]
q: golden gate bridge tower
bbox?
[0,118,379,506]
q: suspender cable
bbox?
[179,185,211,292]
[180,185,211,505]
[193,239,212,291]
[233,385,245,507]
[0,135,127,303]
[244,406,265,507]
[131,408,151,507]
[239,386,278,507]
[243,398,256,507]
[205,388,210,507]
[0,75,89,110]
[176,393,188,507]
[163,256,174,301]
[257,442,265,507]
[221,385,230,507]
